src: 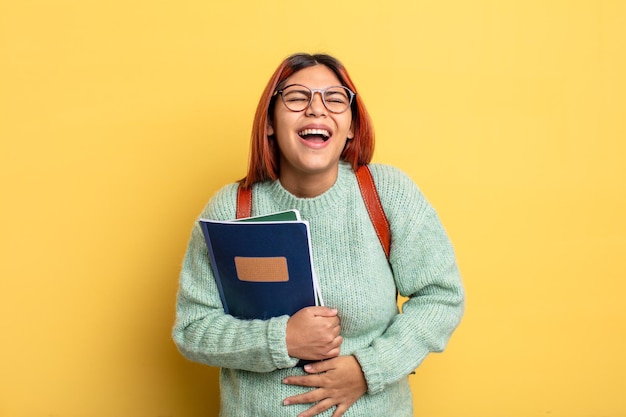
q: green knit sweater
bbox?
[173,162,464,416]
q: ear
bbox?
[347,123,355,140]
[266,122,274,137]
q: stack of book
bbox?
[199,209,323,320]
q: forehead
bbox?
[284,65,342,88]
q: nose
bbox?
[306,91,327,116]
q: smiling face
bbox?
[267,65,354,197]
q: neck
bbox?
[279,168,338,198]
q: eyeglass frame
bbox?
[273,84,357,114]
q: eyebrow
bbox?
[282,84,344,91]
[284,86,311,93]
[325,89,348,96]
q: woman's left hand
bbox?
[282,355,367,417]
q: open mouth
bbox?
[298,128,331,142]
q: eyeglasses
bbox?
[274,84,356,114]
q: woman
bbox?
[173,53,464,417]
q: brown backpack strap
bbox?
[355,165,391,259]
[236,185,252,219]
[235,165,391,259]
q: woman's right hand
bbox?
[286,307,343,361]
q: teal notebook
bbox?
[235,209,300,223]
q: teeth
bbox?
[299,128,330,137]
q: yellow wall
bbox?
[1,0,624,416]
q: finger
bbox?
[331,404,349,417]
[292,398,336,417]
[324,345,341,359]
[324,335,343,353]
[304,358,337,374]
[283,374,322,388]
[282,388,325,405]
[311,306,338,317]
[332,335,344,347]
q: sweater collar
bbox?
[265,161,355,218]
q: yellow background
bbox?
[1,0,624,416]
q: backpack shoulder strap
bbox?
[235,165,391,259]
[236,184,252,219]
[354,165,391,259]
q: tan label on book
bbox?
[234,256,289,282]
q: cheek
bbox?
[270,110,294,137]
[271,122,291,145]
[272,126,296,155]
[338,116,354,139]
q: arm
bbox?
[172,222,298,372]
[354,166,465,394]
[282,199,463,413]
[173,190,342,372]
[283,166,464,414]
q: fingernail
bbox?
[283,399,290,405]
[304,364,312,371]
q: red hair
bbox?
[240,53,375,188]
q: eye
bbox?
[326,96,348,104]
[324,89,349,104]
[282,89,310,102]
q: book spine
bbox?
[198,221,230,315]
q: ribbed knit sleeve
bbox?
[352,164,465,395]
[172,184,299,372]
